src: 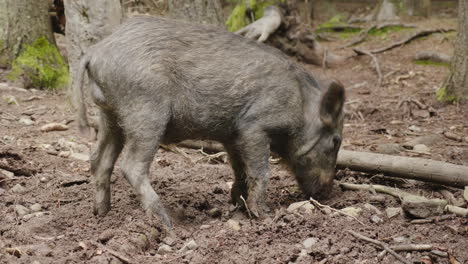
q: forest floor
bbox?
[1,13,467,264]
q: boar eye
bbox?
[332,135,341,150]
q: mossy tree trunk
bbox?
[369,0,431,21]
[0,0,54,67]
[439,0,468,102]
[168,0,224,26]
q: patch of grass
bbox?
[368,25,409,36]
[6,36,69,90]
[414,60,449,67]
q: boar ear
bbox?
[319,80,345,127]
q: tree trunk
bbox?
[404,0,431,17]
[440,0,468,102]
[64,0,123,93]
[168,0,224,26]
[0,0,54,67]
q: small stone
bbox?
[340,247,351,254]
[364,203,382,215]
[15,205,31,216]
[23,212,44,220]
[287,201,315,215]
[162,237,176,246]
[0,168,14,178]
[339,207,361,217]
[402,196,447,218]
[226,181,233,189]
[40,176,48,183]
[70,152,90,162]
[402,134,441,148]
[207,208,222,218]
[11,184,27,194]
[393,236,410,243]
[19,118,34,126]
[369,195,386,203]
[157,245,172,255]
[58,151,71,158]
[40,123,69,132]
[302,237,318,249]
[390,120,403,125]
[375,143,402,155]
[413,144,430,153]
[296,249,306,258]
[98,230,115,243]
[227,219,241,231]
[30,203,42,212]
[409,125,422,133]
[370,215,383,223]
[386,207,402,218]
[199,225,211,230]
[0,188,5,195]
[179,239,198,253]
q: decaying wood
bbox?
[370,28,455,54]
[347,230,412,264]
[443,131,466,142]
[414,51,451,63]
[353,48,383,86]
[236,6,283,42]
[337,150,468,188]
[178,140,223,153]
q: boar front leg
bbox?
[231,128,271,217]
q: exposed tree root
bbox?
[370,28,455,54]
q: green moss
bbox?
[368,25,409,36]
[318,13,347,29]
[7,36,68,90]
[414,60,449,67]
[226,0,282,32]
[436,85,457,103]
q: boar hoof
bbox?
[145,207,173,228]
[93,202,111,216]
[230,183,248,206]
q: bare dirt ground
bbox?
[1,8,467,264]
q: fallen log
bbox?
[175,141,468,188]
[337,150,468,188]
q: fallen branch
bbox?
[236,5,282,42]
[370,28,455,54]
[353,48,383,86]
[340,183,468,217]
[414,51,451,64]
[347,230,412,264]
[390,244,432,251]
[175,142,468,188]
[337,150,468,188]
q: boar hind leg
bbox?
[224,144,248,207]
[235,129,271,217]
[91,110,124,216]
[120,115,172,227]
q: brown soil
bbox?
[1,11,467,264]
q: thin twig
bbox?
[347,230,412,264]
[240,195,253,219]
[353,48,383,86]
[310,198,365,225]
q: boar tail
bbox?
[72,54,91,136]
